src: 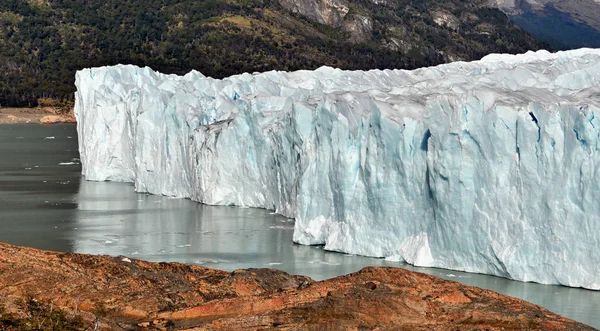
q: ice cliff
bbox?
[75,49,600,289]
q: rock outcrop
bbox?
[277,0,349,27]
[0,242,593,330]
[432,10,460,31]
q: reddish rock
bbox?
[0,242,593,330]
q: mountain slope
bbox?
[487,0,600,50]
[0,0,544,107]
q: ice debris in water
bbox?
[59,158,81,166]
[75,49,600,289]
[269,225,294,230]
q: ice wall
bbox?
[75,49,600,289]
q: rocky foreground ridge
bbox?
[0,242,592,330]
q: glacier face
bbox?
[75,49,600,289]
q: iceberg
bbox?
[75,49,600,289]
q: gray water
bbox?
[0,124,598,329]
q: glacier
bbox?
[74,49,600,289]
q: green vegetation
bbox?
[0,0,545,107]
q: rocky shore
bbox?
[0,108,75,124]
[0,242,593,330]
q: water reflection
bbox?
[73,180,395,278]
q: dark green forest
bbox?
[0,0,544,107]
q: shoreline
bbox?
[0,107,76,124]
[0,241,593,330]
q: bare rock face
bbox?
[277,0,371,42]
[278,0,349,27]
[383,26,415,53]
[343,14,373,43]
[0,242,594,330]
[278,0,373,43]
[432,10,460,31]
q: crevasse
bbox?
[75,49,600,289]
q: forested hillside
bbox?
[0,0,545,107]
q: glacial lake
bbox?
[0,124,598,329]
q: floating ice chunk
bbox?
[308,260,341,266]
[195,259,226,264]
